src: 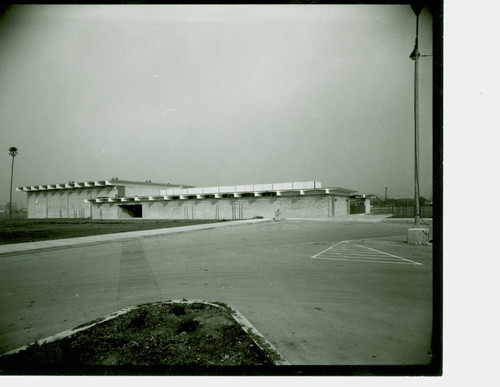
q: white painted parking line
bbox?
[312,256,419,265]
[351,243,422,265]
[310,240,345,259]
[310,240,422,265]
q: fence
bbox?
[0,210,27,219]
[371,205,433,218]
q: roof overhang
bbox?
[17,180,112,192]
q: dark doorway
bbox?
[118,204,143,218]
[349,200,366,215]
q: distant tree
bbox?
[8,146,18,219]
[2,201,26,219]
[2,201,17,218]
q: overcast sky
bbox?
[0,4,433,206]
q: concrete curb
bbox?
[286,214,393,222]
[1,306,137,356]
[1,299,290,366]
[206,301,291,366]
[0,218,273,257]
[382,218,433,223]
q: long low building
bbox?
[17,178,371,220]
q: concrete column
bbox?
[364,198,371,214]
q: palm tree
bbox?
[9,146,18,218]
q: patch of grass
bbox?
[0,219,227,245]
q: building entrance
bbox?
[118,204,143,218]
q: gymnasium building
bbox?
[17,178,371,220]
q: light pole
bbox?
[410,2,424,227]
[8,146,19,219]
[407,2,432,244]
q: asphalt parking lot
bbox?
[0,218,433,366]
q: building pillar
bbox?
[364,198,371,214]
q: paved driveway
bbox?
[0,219,433,365]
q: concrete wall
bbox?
[141,197,284,220]
[123,184,172,197]
[281,196,332,218]
[364,198,371,214]
[93,186,118,199]
[92,195,351,220]
[27,187,116,219]
[27,191,74,219]
[67,189,92,218]
[27,192,47,218]
[334,196,349,216]
[47,191,67,218]
[27,188,354,220]
[92,203,118,220]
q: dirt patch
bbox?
[0,301,275,374]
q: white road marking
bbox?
[310,240,422,265]
[312,256,419,265]
[310,241,345,259]
[351,243,422,265]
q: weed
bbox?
[177,319,199,333]
[0,302,275,369]
[127,309,148,330]
[170,304,186,316]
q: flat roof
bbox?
[109,179,194,188]
[16,179,359,197]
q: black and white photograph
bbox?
[0,2,444,379]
